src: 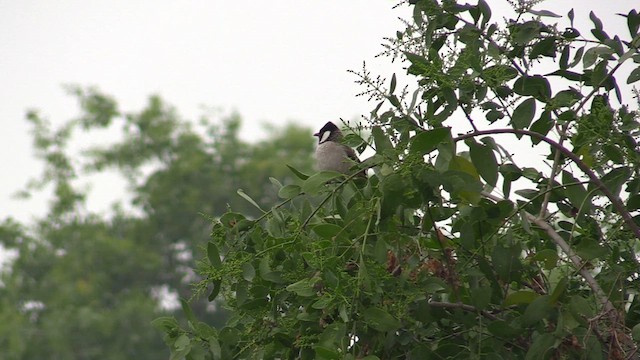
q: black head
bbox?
[313,121,341,144]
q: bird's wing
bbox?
[343,145,360,163]
[344,144,367,177]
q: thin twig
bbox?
[428,301,498,321]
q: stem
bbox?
[454,129,640,240]
[426,205,460,298]
[302,171,365,228]
[538,122,569,218]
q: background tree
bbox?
[158,1,640,359]
[0,88,315,359]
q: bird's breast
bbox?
[315,142,352,174]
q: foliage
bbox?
[159,1,640,359]
[0,90,315,359]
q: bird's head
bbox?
[314,121,342,144]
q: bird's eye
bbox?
[319,131,331,143]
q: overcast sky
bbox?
[1,1,637,224]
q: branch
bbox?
[454,129,640,240]
[480,191,617,320]
[528,215,616,313]
[428,301,498,321]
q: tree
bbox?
[158,1,640,359]
[0,88,316,359]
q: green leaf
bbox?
[315,345,341,360]
[219,212,246,228]
[512,98,536,130]
[589,11,603,31]
[562,171,589,210]
[269,177,283,190]
[363,307,401,332]
[520,209,531,234]
[530,37,557,59]
[533,249,558,270]
[404,52,431,76]
[469,141,498,187]
[513,75,550,101]
[632,323,640,341]
[486,109,504,122]
[569,295,594,322]
[180,298,197,325]
[312,295,332,310]
[628,66,640,84]
[449,155,479,180]
[259,257,284,283]
[512,21,542,45]
[237,189,265,213]
[411,127,451,155]
[563,27,580,39]
[151,316,179,332]
[492,243,522,281]
[529,110,553,144]
[278,184,301,199]
[549,277,568,304]
[568,9,574,24]
[242,263,255,282]
[374,238,388,264]
[522,295,552,325]
[312,223,343,240]
[208,280,221,302]
[590,60,608,88]
[286,164,310,180]
[174,334,191,351]
[207,242,222,269]
[504,291,539,306]
[575,237,606,260]
[302,171,343,195]
[286,278,317,297]
[569,46,584,67]
[477,0,491,28]
[550,89,582,108]
[529,9,561,18]
[599,166,631,198]
[627,9,640,36]
[627,194,640,211]
[442,170,482,205]
[389,73,397,94]
[208,337,222,360]
[470,286,492,310]
[547,69,582,81]
[525,333,556,360]
[583,47,613,69]
[432,87,458,124]
[372,126,393,154]
[500,164,522,182]
[559,45,570,69]
[488,320,521,338]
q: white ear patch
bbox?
[319,130,331,144]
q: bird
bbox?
[313,121,364,176]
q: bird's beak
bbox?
[313,132,319,137]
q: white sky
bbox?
[1,1,638,224]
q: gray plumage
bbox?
[313,121,362,175]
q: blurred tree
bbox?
[0,89,315,359]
